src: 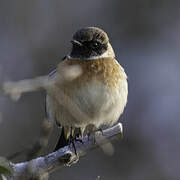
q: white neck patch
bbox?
[67,50,112,60]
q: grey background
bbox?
[0,0,180,179]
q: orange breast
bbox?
[56,57,127,90]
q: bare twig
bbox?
[2,75,50,101]
[2,63,82,101]
[7,123,122,179]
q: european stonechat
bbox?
[45,27,128,151]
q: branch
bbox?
[7,123,123,179]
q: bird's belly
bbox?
[55,79,127,128]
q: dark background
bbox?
[0,0,180,179]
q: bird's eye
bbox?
[92,41,100,48]
[94,42,98,46]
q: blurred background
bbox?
[0,0,180,179]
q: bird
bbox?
[45,27,128,152]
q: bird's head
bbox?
[69,27,115,59]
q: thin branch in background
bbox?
[2,63,82,101]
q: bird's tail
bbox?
[53,127,69,151]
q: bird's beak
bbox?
[71,39,83,46]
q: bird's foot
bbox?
[68,135,77,155]
[68,135,84,155]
